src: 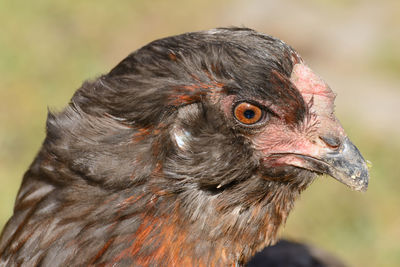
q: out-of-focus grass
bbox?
[1,1,399,267]
[371,38,400,78]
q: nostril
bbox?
[319,135,341,149]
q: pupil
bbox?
[244,109,255,119]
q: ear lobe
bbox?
[170,103,201,151]
[171,125,192,150]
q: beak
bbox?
[319,137,369,192]
[301,138,369,192]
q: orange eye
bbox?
[233,102,263,125]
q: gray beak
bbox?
[320,138,369,192]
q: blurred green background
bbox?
[1,0,399,266]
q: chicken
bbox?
[0,27,369,266]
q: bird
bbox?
[0,27,369,266]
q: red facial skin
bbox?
[221,64,346,171]
[255,64,346,170]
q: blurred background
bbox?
[1,0,399,266]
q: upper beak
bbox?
[301,137,369,192]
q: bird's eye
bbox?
[233,102,263,125]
